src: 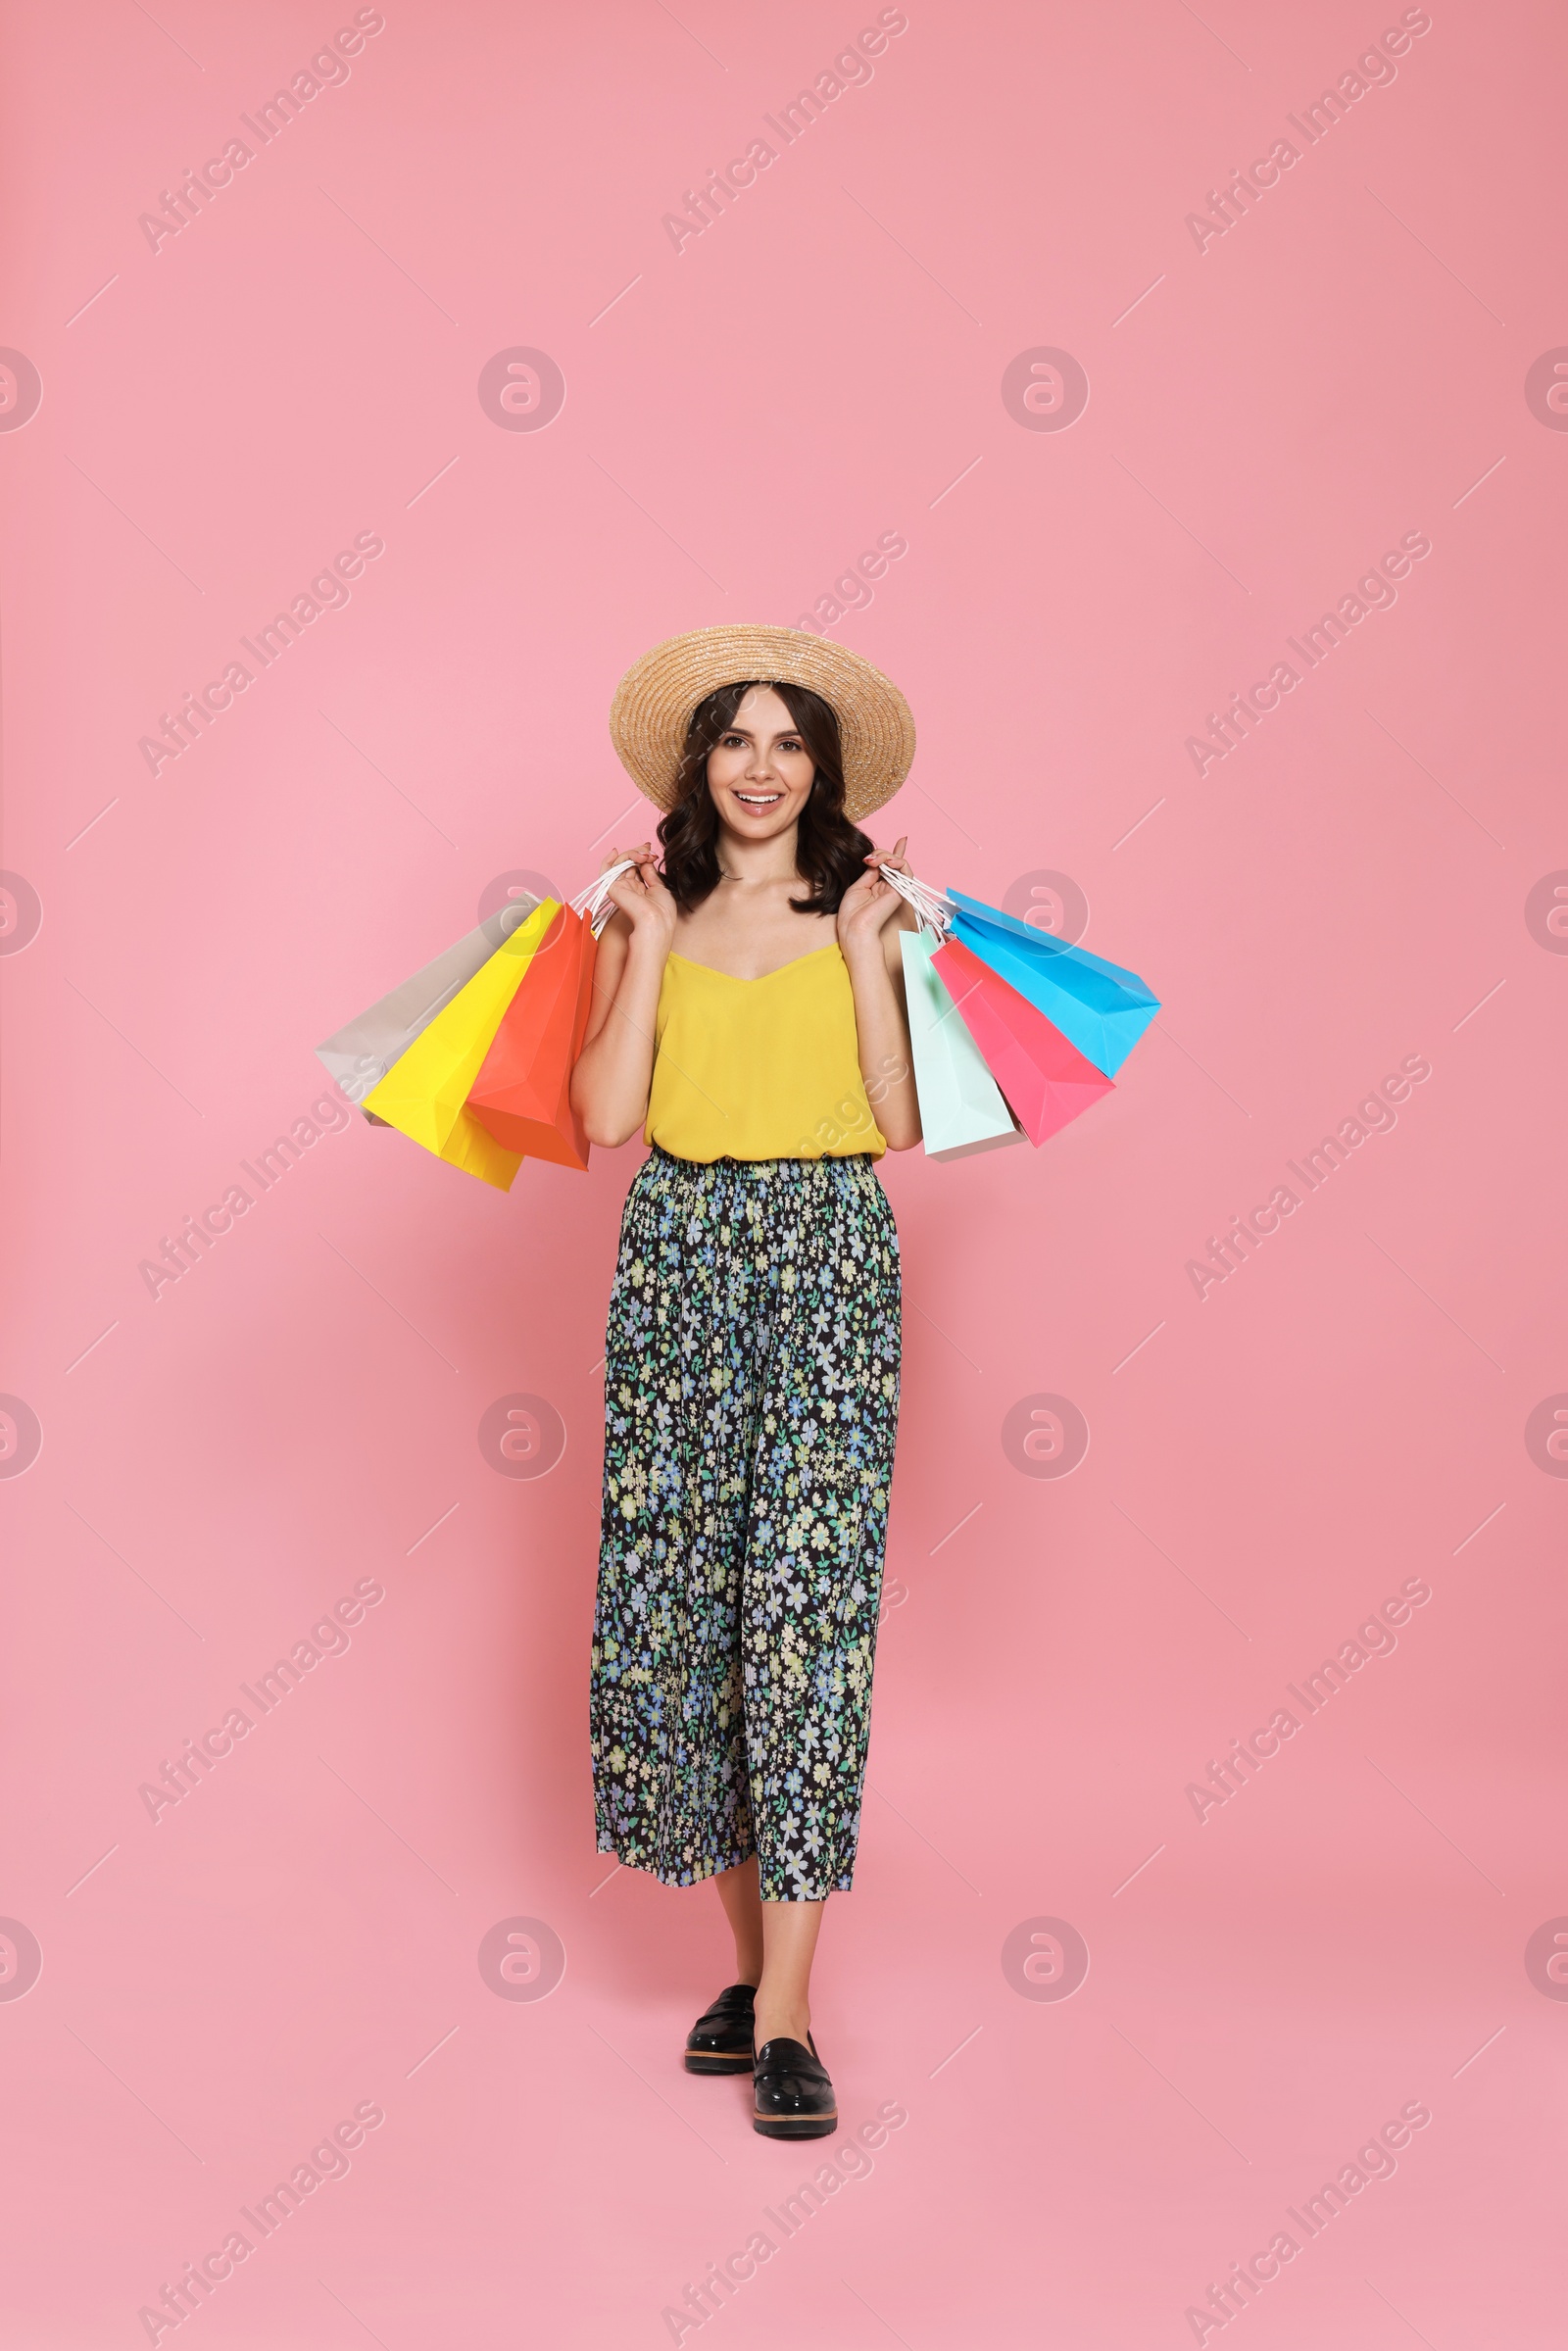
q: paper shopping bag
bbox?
[466,906,597,1170]
[316,892,544,1110]
[947,888,1158,1076]
[932,936,1114,1147]
[362,900,560,1189]
[900,931,1024,1162]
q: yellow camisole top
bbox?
[644,943,887,1163]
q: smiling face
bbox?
[704,685,817,842]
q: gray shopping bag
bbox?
[316,894,541,1116]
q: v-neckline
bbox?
[666,943,840,985]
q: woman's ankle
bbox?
[753,1999,810,2047]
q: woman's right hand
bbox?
[602,842,677,952]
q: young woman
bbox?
[572,625,920,2139]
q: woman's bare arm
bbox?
[569,848,676,1149]
[837,842,922,1151]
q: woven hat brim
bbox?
[609,625,915,824]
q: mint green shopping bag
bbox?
[901,929,1024,1162]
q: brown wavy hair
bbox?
[656,680,874,915]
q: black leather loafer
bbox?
[752,2034,838,2137]
[684,1984,758,2074]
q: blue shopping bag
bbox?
[946,888,1159,1076]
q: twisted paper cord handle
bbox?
[568,857,638,936]
[877,862,954,936]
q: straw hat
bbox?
[609,624,915,823]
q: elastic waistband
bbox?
[646,1146,877,1174]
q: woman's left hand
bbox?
[837,836,911,961]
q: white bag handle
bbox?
[877,862,954,937]
[568,857,637,936]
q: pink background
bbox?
[2,1,1564,2343]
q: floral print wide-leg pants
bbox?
[590,1148,902,1901]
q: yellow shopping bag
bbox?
[363,900,560,1189]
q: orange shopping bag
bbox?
[464,861,631,1170]
[466,903,598,1169]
